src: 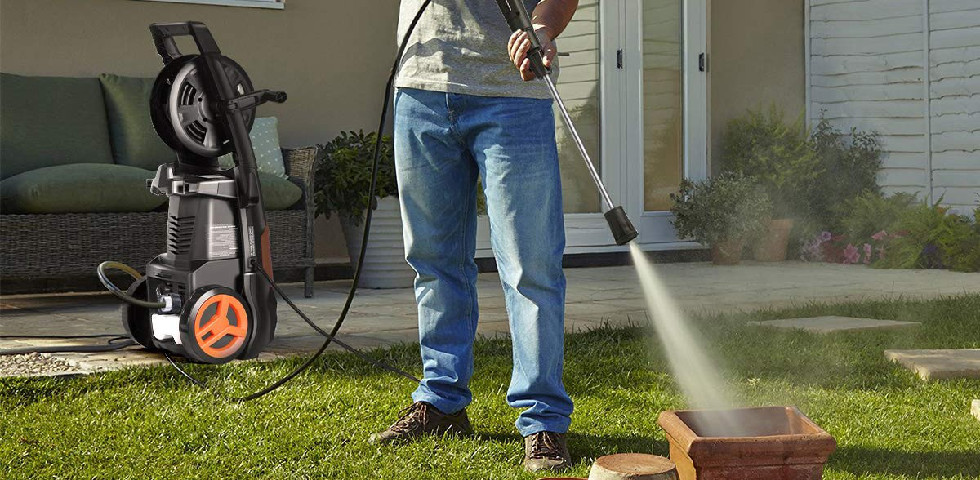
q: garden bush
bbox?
[670,172,772,247]
[833,191,917,242]
[807,117,883,230]
[874,200,980,272]
[721,106,819,220]
[801,194,980,273]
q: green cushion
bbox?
[219,117,287,178]
[259,171,302,211]
[0,163,164,214]
[0,74,114,180]
[99,74,175,170]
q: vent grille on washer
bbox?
[167,215,196,255]
[176,82,210,144]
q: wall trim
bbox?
[804,0,811,129]
[134,0,285,9]
[922,0,934,204]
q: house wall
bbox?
[808,0,980,214]
[709,0,807,173]
[0,0,402,261]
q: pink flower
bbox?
[871,230,887,241]
[863,243,872,264]
[820,231,833,242]
[843,244,860,264]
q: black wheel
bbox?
[121,277,160,352]
[178,286,253,364]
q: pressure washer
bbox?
[6,0,637,400]
[96,22,283,364]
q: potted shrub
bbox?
[721,106,821,261]
[314,130,414,288]
[670,172,772,265]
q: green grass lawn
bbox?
[3,295,980,479]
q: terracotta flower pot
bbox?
[657,406,837,480]
[753,219,795,262]
[711,238,744,265]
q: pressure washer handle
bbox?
[495,0,550,79]
[149,21,221,63]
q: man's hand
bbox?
[508,27,557,82]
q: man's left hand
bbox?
[508,27,557,81]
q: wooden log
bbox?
[588,454,679,480]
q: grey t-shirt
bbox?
[396,0,553,99]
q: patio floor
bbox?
[3,261,979,376]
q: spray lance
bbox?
[495,0,638,246]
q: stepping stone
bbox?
[972,400,980,422]
[884,349,980,381]
[748,316,919,334]
[588,454,678,480]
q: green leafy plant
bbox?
[835,191,917,243]
[314,130,397,226]
[874,198,980,272]
[670,172,773,247]
[721,105,820,219]
[808,116,884,229]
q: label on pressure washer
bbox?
[209,224,239,259]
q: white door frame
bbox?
[623,0,708,245]
[476,0,708,258]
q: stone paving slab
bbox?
[747,316,920,334]
[973,399,980,422]
[3,262,980,377]
[884,349,980,381]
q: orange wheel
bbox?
[180,286,252,363]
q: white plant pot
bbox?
[340,196,416,289]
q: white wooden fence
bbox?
[808,0,979,215]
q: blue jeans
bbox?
[393,87,573,436]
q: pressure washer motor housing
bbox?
[120,22,285,364]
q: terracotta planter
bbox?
[657,406,836,480]
[710,238,744,265]
[340,196,415,289]
[753,219,795,262]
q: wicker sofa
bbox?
[0,73,317,297]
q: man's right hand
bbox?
[507,27,557,81]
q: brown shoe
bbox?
[523,431,571,472]
[368,401,473,445]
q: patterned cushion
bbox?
[219,117,287,178]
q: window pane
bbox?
[643,0,684,212]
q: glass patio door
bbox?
[475,0,707,256]
[624,0,708,244]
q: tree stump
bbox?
[588,453,678,480]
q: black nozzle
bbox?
[604,206,638,246]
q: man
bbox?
[369,0,580,472]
